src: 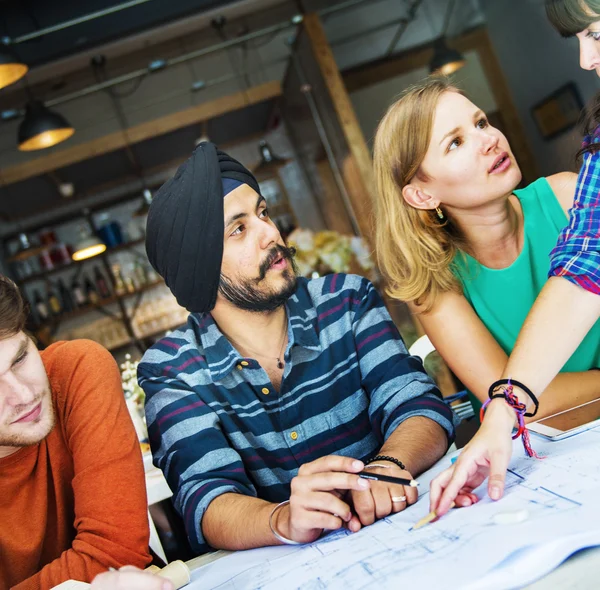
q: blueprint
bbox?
[189,426,600,590]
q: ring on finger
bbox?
[391,496,407,503]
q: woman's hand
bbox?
[430,399,516,515]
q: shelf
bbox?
[37,279,164,327]
[107,320,186,353]
[16,237,146,286]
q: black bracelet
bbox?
[365,455,406,471]
[488,378,539,418]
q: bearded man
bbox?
[139,143,456,554]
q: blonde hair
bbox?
[373,77,465,311]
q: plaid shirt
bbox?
[138,274,456,553]
[548,127,600,294]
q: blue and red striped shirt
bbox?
[138,274,455,553]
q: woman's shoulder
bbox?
[545,172,577,216]
[514,173,575,217]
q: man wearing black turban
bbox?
[139,143,455,555]
[146,142,296,314]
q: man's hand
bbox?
[275,456,369,544]
[347,462,418,531]
[430,400,516,515]
[91,567,173,590]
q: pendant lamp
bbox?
[0,43,28,90]
[253,140,289,178]
[72,226,106,262]
[18,100,75,151]
[430,38,466,76]
[429,0,466,76]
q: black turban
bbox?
[145,142,260,313]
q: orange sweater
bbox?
[0,340,151,590]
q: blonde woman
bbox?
[372,77,600,506]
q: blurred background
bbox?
[0,0,596,392]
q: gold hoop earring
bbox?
[435,206,444,220]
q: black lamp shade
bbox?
[430,37,466,76]
[18,100,75,151]
[0,44,28,90]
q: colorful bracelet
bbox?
[488,378,539,417]
[481,378,542,459]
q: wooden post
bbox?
[302,13,457,397]
[302,13,374,238]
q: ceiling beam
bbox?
[0,80,282,187]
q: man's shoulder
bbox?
[42,339,115,374]
[139,319,206,376]
[302,273,373,305]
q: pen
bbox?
[358,471,419,487]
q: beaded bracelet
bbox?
[365,455,406,471]
[269,500,303,546]
[481,378,542,459]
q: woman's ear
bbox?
[401,184,439,211]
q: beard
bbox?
[219,244,298,313]
[0,390,55,450]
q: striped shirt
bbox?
[138,274,456,553]
[548,126,600,294]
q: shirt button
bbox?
[290,431,298,441]
[236,364,243,370]
[261,387,270,395]
[241,361,249,366]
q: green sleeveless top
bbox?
[453,178,600,410]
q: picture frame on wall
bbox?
[531,82,584,140]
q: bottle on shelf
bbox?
[84,275,100,305]
[93,266,112,299]
[71,275,87,308]
[58,278,74,313]
[33,289,49,323]
[134,261,148,287]
[144,261,160,283]
[110,263,126,296]
[47,284,62,316]
[122,262,136,294]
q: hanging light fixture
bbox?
[430,38,466,76]
[18,100,75,151]
[429,0,466,76]
[253,140,289,178]
[0,43,28,90]
[72,225,106,262]
[132,188,153,218]
[7,232,45,262]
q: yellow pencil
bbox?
[409,501,456,531]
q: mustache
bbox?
[257,244,296,281]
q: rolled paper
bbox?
[157,560,191,589]
[145,565,162,574]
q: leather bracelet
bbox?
[365,455,406,471]
[269,500,302,545]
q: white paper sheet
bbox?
[188,426,600,590]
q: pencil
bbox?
[409,501,456,531]
[358,471,419,487]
